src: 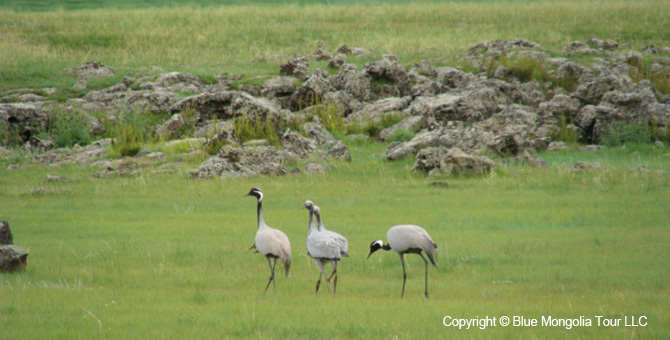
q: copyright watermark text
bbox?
[443,315,648,330]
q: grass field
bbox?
[2,0,670,91]
[2,0,670,338]
[1,142,670,339]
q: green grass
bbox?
[1,142,669,339]
[2,1,670,91]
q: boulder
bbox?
[0,221,12,245]
[435,67,476,89]
[330,63,373,102]
[300,122,351,161]
[0,103,51,144]
[190,145,287,179]
[155,113,186,140]
[0,222,28,272]
[291,70,333,110]
[346,97,411,125]
[413,147,495,176]
[77,61,114,80]
[364,54,412,97]
[574,74,632,105]
[280,55,310,80]
[170,91,281,122]
[328,54,347,70]
[0,245,28,272]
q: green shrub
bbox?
[305,104,348,137]
[0,118,22,146]
[551,115,579,143]
[601,121,652,146]
[386,128,415,142]
[506,55,548,83]
[360,112,405,138]
[112,125,141,157]
[233,113,280,145]
[43,107,92,148]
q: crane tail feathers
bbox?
[284,259,291,277]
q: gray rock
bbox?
[0,245,28,272]
[0,221,12,245]
[346,97,411,125]
[190,145,287,179]
[170,91,281,122]
[0,103,50,143]
[156,113,186,140]
[548,141,568,151]
[328,54,347,69]
[575,74,632,105]
[305,163,327,174]
[364,54,412,97]
[77,61,114,80]
[379,115,423,141]
[435,67,476,89]
[313,47,332,61]
[280,55,310,80]
[571,161,605,171]
[261,77,297,99]
[413,147,495,176]
[292,70,333,110]
[330,63,372,102]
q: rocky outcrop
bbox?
[190,145,287,179]
[3,39,670,178]
[0,221,28,272]
[413,147,495,177]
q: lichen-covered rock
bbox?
[77,61,114,80]
[435,67,476,89]
[364,54,412,97]
[0,245,28,272]
[413,147,495,176]
[190,145,287,179]
[291,70,334,110]
[328,54,347,69]
[0,103,51,144]
[170,91,281,122]
[574,74,632,105]
[155,113,186,140]
[280,55,310,80]
[300,122,351,161]
[346,97,411,125]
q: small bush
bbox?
[233,113,280,145]
[386,128,415,142]
[360,112,405,138]
[112,125,141,157]
[551,115,579,143]
[506,55,547,83]
[0,119,23,146]
[305,104,348,137]
[601,121,652,146]
[44,107,92,148]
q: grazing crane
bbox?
[367,225,437,298]
[245,187,291,293]
[303,201,347,295]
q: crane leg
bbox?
[419,253,430,298]
[332,261,339,295]
[315,272,322,295]
[399,253,407,298]
[264,257,277,293]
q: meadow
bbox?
[1,142,670,339]
[2,0,670,91]
[2,0,670,339]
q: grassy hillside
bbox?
[2,1,670,90]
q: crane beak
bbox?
[367,251,374,259]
